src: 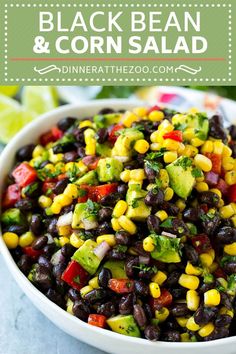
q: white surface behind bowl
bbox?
[0,99,235,354]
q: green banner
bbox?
[0,0,235,85]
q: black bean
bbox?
[115,231,131,246]
[171,304,189,317]
[117,184,128,196]
[17,255,32,274]
[97,302,116,318]
[96,128,108,144]
[52,179,68,195]
[199,191,220,207]
[165,271,180,287]
[119,293,134,315]
[6,224,28,235]
[143,303,153,320]
[43,243,56,256]
[212,327,230,340]
[46,289,64,307]
[47,218,58,236]
[68,288,80,302]
[134,281,149,297]
[98,268,112,288]
[38,255,51,269]
[223,262,236,274]
[84,289,107,304]
[209,115,227,143]
[64,151,78,163]
[171,287,187,299]
[100,193,121,206]
[32,236,48,250]
[11,246,22,262]
[220,292,233,309]
[184,244,199,265]
[34,265,52,290]
[133,304,147,327]
[162,330,180,342]
[108,249,126,260]
[98,207,113,222]
[53,263,67,280]
[215,314,232,327]
[96,221,112,235]
[77,146,86,158]
[61,243,75,258]
[24,182,41,198]
[16,144,35,162]
[147,215,160,233]
[216,226,236,244]
[198,282,216,294]
[125,257,139,278]
[53,142,75,154]
[144,325,161,341]
[124,161,140,170]
[229,125,236,140]
[57,117,76,132]
[202,213,221,236]
[160,202,179,216]
[194,305,217,325]
[72,300,90,321]
[144,164,156,183]
[172,218,189,235]
[98,108,114,115]
[15,199,35,211]
[144,188,164,206]
[30,214,43,236]
[183,208,200,222]
[74,128,86,144]
[139,268,155,280]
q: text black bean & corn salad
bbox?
[1,106,236,342]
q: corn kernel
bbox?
[177,143,186,155]
[204,289,221,306]
[198,323,214,338]
[70,233,84,248]
[149,110,164,122]
[200,253,213,267]
[65,162,77,172]
[185,262,202,276]
[32,145,45,158]
[183,128,195,141]
[225,171,236,185]
[54,194,72,207]
[219,307,234,318]
[155,307,169,322]
[213,141,224,155]
[178,274,200,290]
[59,236,70,247]
[51,202,62,214]
[186,290,200,311]
[130,169,145,181]
[2,232,19,249]
[230,203,236,214]
[66,298,73,314]
[164,187,174,201]
[79,120,93,128]
[232,215,236,227]
[123,111,139,127]
[152,270,167,285]
[176,317,189,327]
[195,182,209,193]
[201,141,214,154]
[19,232,35,248]
[142,236,155,252]
[58,225,71,237]
[112,200,128,218]
[133,107,148,118]
[224,242,236,256]
[209,262,218,273]
[80,285,93,298]
[164,151,178,164]
[155,210,168,221]
[183,145,199,157]
[134,139,150,154]
[186,316,200,331]
[217,277,228,290]
[163,139,181,151]
[210,188,222,198]
[158,119,174,133]
[149,282,161,298]
[220,204,235,219]
[150,143,162,151]
[172,113,186,125]
[64,184,78,199]
[44,163,55,172]
[175,199,186,212]
[159,169,169,188]
[222,157,234,171]
[118,215,137,235]
[38,195,52,208]
[120,170,130,183]
[191,138,205,147]
[150,131,161,143]
[111,218,121,232]
[194,154,212,172]
[89,276,99,289]
[180,333,191,342]
[222,145,232,157]
[97,234,116,247]
[208,249,215,260]
[85,139,96,156]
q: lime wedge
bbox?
[0,108,33,144]
[0,86,19,97]
[22,86,59,116]
[0,93,21,111]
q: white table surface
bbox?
[0,255,106,354]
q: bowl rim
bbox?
[0,98,236,350]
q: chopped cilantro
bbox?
[67,163,80,182]
[86,199,100,216]
[160,217,174,228]
[145,149,166,160]
[78,189,88,197]
[134,264,158,273]
[174,156,192,170]
[115,245,128,253]
[191,168,203,178]
[174,122,187,131]
[73,275,81,284]
[46,188,53,196]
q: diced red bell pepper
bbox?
[88,314,107,328]
[191,234,212,254]
[214,267,227,279]
[61,260,89,291]
[108,279,135,294]
[2,184,21,208]
[40,131,54,146]
[216,178,228,195]
[204,153,222,174]
[163,130,183,142]
[108,124,123,144]
[51,126,63,140]
[148,105,162,114]
[42,182,55,196]
[78,183,118,203]
[150,289,173,310]
[82,156,100,170]
[200,204,209,213]
[12,163,37,187]
[57,173,68,181]
[228,184,236,203]
[23,246,43,259]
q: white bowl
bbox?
[0,99,235,354]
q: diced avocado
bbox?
[107,315,141,338]
[75,170,98,186]
[97,158,123,182]
[1,208,25,225]
[103,260,127,279]
[72,200,99,229]
[94,113,122,128]
[126,184,151,221]
[166,156,195,199]
[72,239,101,275]
[112,128,144,159]
[96,143,112,157]
[174,112,209,141]
[151,235,181,263]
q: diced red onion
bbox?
[217,178,229,195]
[51,249,65,266]
[93,241,110,260]
[45,233,54,244]
[57,212,73,227]
[161,231,177,238]
[83,219,98,230]
[205,172,219,186]
[139,255,150,264]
